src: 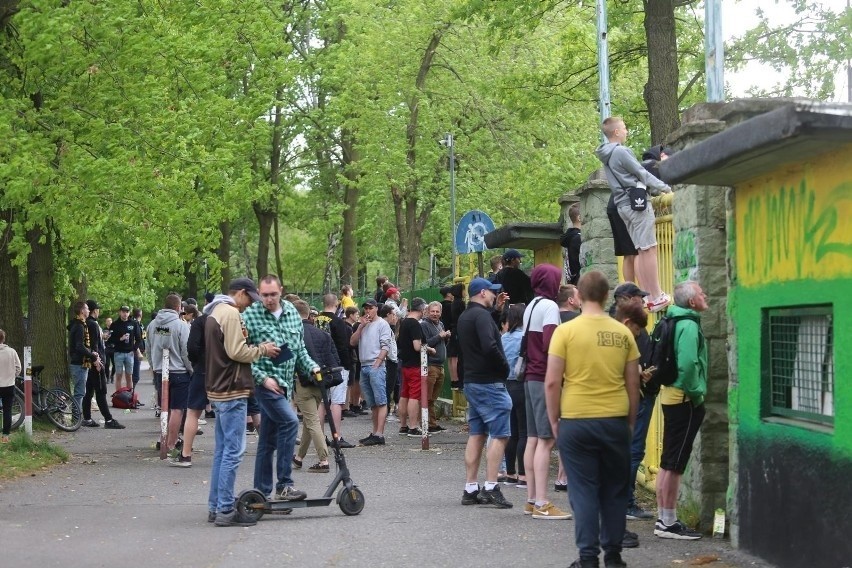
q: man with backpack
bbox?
[653,281,708,540]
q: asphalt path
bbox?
[0,370,775,568]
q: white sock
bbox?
[483,481,498,491]
[465,482,480,493]
[661,508,677,525]
[535,500,548,508]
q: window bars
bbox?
[765,306,834,426]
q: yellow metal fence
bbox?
[635,192,674,491]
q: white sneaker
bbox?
[646,293,671,313]
[197,419,208,425]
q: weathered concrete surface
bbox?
[0,371,775,568]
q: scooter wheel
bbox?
[337,487,365,516]
[236,489,267,522]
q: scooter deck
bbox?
[265,497,334,510]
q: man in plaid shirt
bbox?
[243,274,319,502]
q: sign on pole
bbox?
[454,210,495,255]
[23,346,32,436]
[159,349,170,460]
[420,345,429,450]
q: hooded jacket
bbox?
[147,309,192,374]
[661,304,707,407]
[522,264,563,381]
[595,142,670,210]
[68,317,97,366]
[0,343,21,388]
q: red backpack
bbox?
[111,387,139,409]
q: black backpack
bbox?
[647,314,700,387]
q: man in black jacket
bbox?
[495,249,533,305]
[561,203,582,285]
[314,294,353,448]
[81,300,124,429]
[69,301,98,412]
[457,277,513,510]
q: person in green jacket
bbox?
[655,281,708,541]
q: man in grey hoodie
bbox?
[147,293,193,459]
[595,117,672,313]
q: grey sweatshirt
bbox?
[147,309,193,374]
[356,317,394,364]
[595,142,670,210]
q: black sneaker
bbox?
[398,426,410,436]
[407,428,424,437]
[654,519,702,540]
[427,425,445,433]
[626,504,654,520]
[362,435,385,446]
[554,480,568,492]
[622,529,640,548]
[604,552,627,568]
[342,409,357,418]
[358,434,375,445]
[205,410,216,419]
[207,511,216,523]
[568,559,599,568]
[82,419,99,427]
[461,489,483,505]
[214,509,256,527]
[337,438,355,449]
[104,419,125,429]
[168,454,192,468]
[479,486,513,509]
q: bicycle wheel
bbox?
[8,389,25,430]
[44,389,82,431]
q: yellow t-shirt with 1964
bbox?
[548,314,639,419]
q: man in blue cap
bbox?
[457,277,513,509]
[495,249,534,305]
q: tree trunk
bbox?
[323,229,341,293]
[273,215,283,280]
[339,129,360,286]
[643,0,680,144]
[217,221,231,292]
[26,222,68,389]
[183,259,198,300]
[0,208,25,356]
[254,204,275,279]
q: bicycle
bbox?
[2,365,83,432]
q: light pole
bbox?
[443,133,457,278]
[596,0,611,142]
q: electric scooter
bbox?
[235,366,365,520]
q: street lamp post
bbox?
[444,133,457,278]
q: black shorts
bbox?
[168,372,190,411]
[607,197,638,256]
[660,401,705,474]
[187,368,208,411]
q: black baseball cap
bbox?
[614,282,649,298]
[228,277,262,302]
[119,305,130,312]
[86,300,100,311]
[361,299,378,309]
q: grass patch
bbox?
[0,431,69,481]
[678,495,702,530]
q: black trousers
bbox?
[0,385,14,435]
[83,369,113,422]
[505,380,527,476]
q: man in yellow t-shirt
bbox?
[545,271,640,568]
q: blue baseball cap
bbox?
[468,277,502,297]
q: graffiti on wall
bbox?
[674,229,698,282]
[738,179,852,286]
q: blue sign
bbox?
[455,210,495,254]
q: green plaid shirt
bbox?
[242,300,317,398]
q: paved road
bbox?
[0,372,774,568]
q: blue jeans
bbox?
[628,393,657,507]
[69,364,88,411]
[253,386,300,495]
[558,418,630,561]
[208,398,248,514]
[359,363,387,407]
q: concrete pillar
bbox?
[567,171,619,285]
[665,106,728,532]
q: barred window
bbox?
[765,306,834,427]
